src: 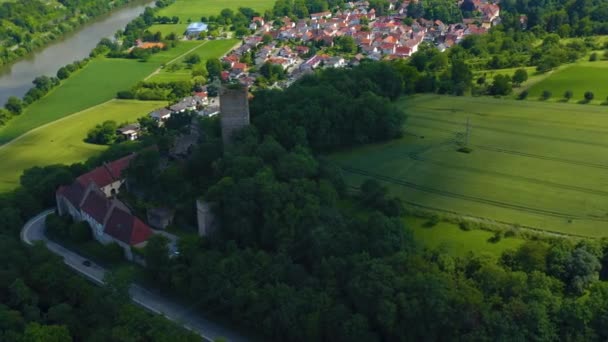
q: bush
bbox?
[488,231,502,243]
[68,221,92,243]
[590,52,598,61]
[518,90,529,100]
[86,120,117,145]
[564,90,573,101]
[424,214,440,228]
[584,91,594,102]
[541,90,552,100]
[459,221,472,231]
[116,90,135,99]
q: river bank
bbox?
[0,0,155,106]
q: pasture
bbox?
[0,41,206,144]
[526,60,608,104]
[0,100,164,192]
[148,39,238,82]
[332,95,608,238]
[150,0,276,36]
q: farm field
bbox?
[331,95,608,238]
[527,60,608,104]
[0,100,164,192]
[150,0,276,36]
[148,39,238,82]
[407,216,524,259]
[0,41,206,144]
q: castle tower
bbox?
[220,84,250,146]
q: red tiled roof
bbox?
[76,154,134,188]
[105,207,153,245]
[81,190,110,225]
[57,182,85,208]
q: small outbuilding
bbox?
[186,22,208,37]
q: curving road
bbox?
[21,209,247,342]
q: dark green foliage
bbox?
[85,120,118,145]
[518,90,529,100]
[564,90,573,101]
[512,68,528,86]
[488,74,513,95]
[251,62,405,151]
[585,91,595,102]
[542,90,552,100]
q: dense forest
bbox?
[103,62,608,341]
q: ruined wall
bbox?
[220,85,250,146]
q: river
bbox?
[0,0,155,106]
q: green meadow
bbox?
[149,0,276,36]
[407,216,524,259]
[0,41,208,144]
[0,100,164,191]
[332,95,608,238]
[527,60,608,104]
[149,39,238,82]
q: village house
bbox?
[116,123,141,141]
[149,108,172,125]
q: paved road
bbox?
[21,209,247,342]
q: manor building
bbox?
[55,154,153,259]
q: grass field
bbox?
[407,216,524,259]
[150,0,275,36]
[148,39,238,82]
[0,41,207,145]
[0,100,164,191]
[332,95,608,238]
[527,60,608,104]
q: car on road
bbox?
[82,260,91,267]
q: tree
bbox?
[262,33,273,44]
[489,74,512,95]
[206,58,223,80]
[512,68,528,86]
[541,90,552,100]
[585,91,594,102]
[144,235,171,285]
[590,52,598,61]
[336,36,357,53]
[564,90,573,101]
[85,121,117,145]
[23,322,71,342]
[184,53,201,65]
[56,67,70,80]
[5,96,23,114]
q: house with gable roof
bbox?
[56,154,157,261]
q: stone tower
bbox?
[220,84,250,146]
[196,199,218,237]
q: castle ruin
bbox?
[219,84,250,146]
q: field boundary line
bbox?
[144,40,209,81]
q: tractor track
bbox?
[340,165,608,222]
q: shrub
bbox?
[425,214,440,228]
[584,91,594,102]
[459,221,472,231]
[518,90,529,100]
[541,90,552,100]
[590,52,598,61]
[488,231,502,243]
[564,90,573,101]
